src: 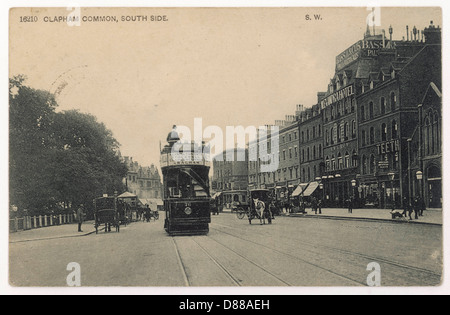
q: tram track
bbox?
[210,221,442,286]
[172,233,293,286]
[209,224,365,286]
[192,235,293,286]
[171,237,191,286]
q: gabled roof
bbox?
[421,82,442,103]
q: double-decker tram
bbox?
[160,136,211,235]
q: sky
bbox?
[9,6,443,168]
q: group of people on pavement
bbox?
[399,196,426,220]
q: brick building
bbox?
[243,21,441,210]
[356,26,441,209]
[123,156,163,200]
[212,148,249,207]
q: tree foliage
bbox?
[9,76,127,215]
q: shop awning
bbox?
[291,183,308,197]
[302,181,320,197]
[118,192,137,198]
[139,198,164,211]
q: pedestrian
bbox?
[347,197,353,214]
[402,197,412,219]
[145,204,151,222]
[419,196,426,216]
[269,201,277,219]
[318,199,322,214]
[413,197,420,219]
[311,197,318,214]
[76,204,85,232]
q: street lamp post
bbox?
[388,172,395,209]
[351,179,357,199]
[416,170,423,199]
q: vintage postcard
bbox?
[6,5,446,295]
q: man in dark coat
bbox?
[347,197,353,214]
[76,204,85,232]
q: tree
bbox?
[9,76,127,215]
[9,75,58,213]
[50,110,128,208]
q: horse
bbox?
[253,198,267,225]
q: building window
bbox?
[289,148,293,159]
[370,155,376,174]
[361,105,365,121]
[381,97,386,115]
[393,152,399,170]
[370,127,375,144]
[362,155,367,175]
[434,113,440,154]
[425,113,440,156]
[362,130,366,146]
[338,153,343,170]
[344,122,349,140]
[381,123,387,141]
[369,101,374,119]
[352,120,356,138]
[391,92,397,111]
[345,152,350,169]
[337,124,342,143]
[352,150,358,167]
[392,120,398,139]
[331,127,335,144]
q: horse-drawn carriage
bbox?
[247,189,273,225]
[93,196,120,234]
[234,189,274,224]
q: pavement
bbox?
[9,208,443,243]
[287,207,443,225]
[224,207,443,225]
[9,220,101,243]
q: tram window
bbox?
[193,180,208,197]
[166,169,209,198]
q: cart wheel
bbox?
[237,209,245,220]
